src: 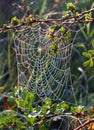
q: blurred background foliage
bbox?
[0,0,94,107]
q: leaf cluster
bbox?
[0,87,94,129]
[83,43,94,67]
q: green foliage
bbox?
[59,27,65,33]
[71,0,94,99]
[0,0,94,129]
[0,110,26,129]
[71,105,84,114]
[50,42,58,55]
[83,44,94,67]
[3,24,7,28]
[11,16,19,26]
[15,87,35,113]
[0,88,94,129]
[25,17,31,25]
[66,2,76,12]
[0,88,36,129]
[85,13,92,20]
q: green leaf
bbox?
[44,98,51,106]
[77,105,84,110]
[75,43,87,51]
[89,58,94,67]
[85,13,92,20]
[11,16,19,25]
[25,17,31,25]
[29,107,41,118]
[50,103,57,113]
[86,23,90,35]
[15,99,25,109]
[88,50,94,55]
[63,11,68,17]
[89,30,94,38]
[82,52,91,58]
[70,106,76,113]
[16,120,26,129]
[59,27,65,33]
[83,59,93,67]
[83,59,90,67]
[0,113,16,126]
[50,42,58,55]
[42,104,50,115]
[66,2,75,12]
[26,116,36,124]
[3,24,7,28]
[60,102,69,110]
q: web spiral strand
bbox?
[14,18,77,104]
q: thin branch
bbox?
[0,24,24,34]
[32,8,94,22]
[33,113,81,128]
[74,118,94,130]
[0,8,94,34]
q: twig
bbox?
[74,118,94,130]
[0,24,24,34]
[33,113,80,127]
[0,8,94,34]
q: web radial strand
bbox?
[14,21,76,104]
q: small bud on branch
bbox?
[0,8,94,34]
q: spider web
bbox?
[14,17,77,104]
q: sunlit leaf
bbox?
[66,2,76,12]
[83,59,93,67]
[26,116,36,124]
[82,52,91,58]
[60,102,69,111]
[88,50,94,55]
[45,98,51,106]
